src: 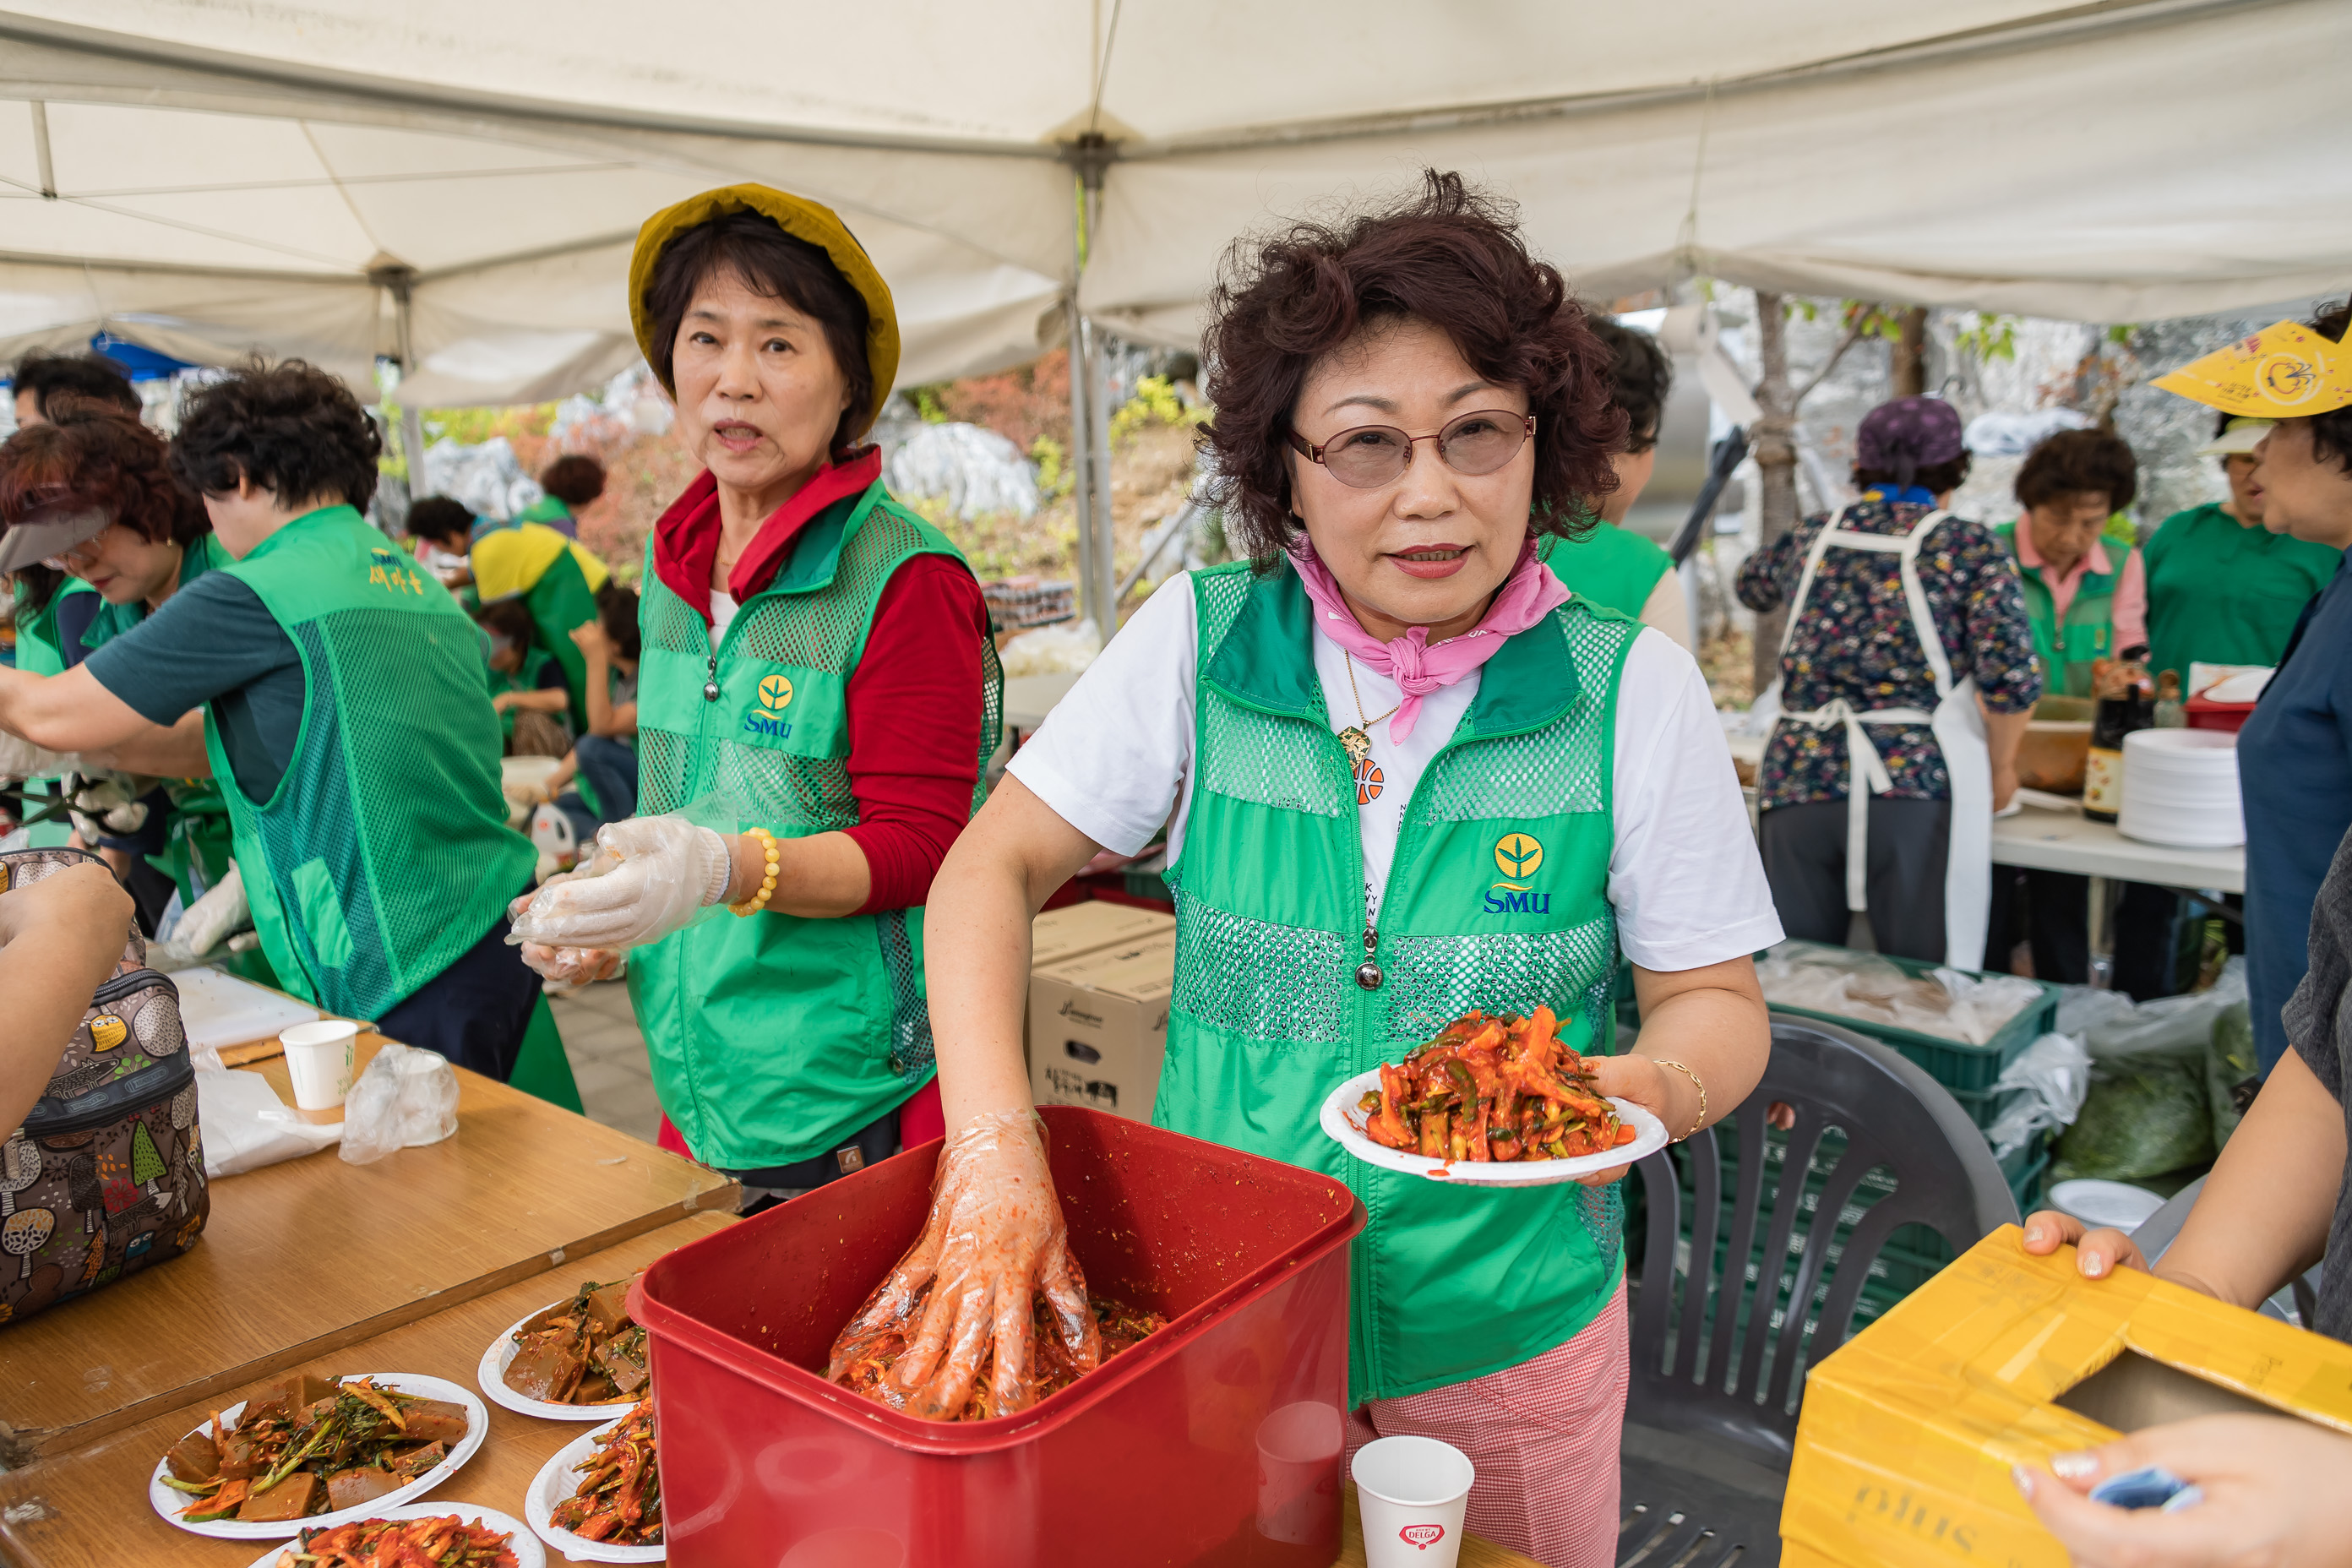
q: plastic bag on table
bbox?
[2050,961,2247,1183]
[195,1064,342,1177]
[2205,1000,2260,1151]
[1753,939,2044,1045]
[339,1041,460,1165]
[1984,1031,2093,1161]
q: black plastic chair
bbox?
[1615,1015,2022,1568]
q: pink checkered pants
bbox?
[1344,1281,1628,1568]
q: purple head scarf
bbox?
[1855,396,1965,489]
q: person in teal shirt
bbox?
[1540,316,1690,647]
[2143,412,2342,683]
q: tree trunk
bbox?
[1891,306,1930,397]
[1750,291,1799,700]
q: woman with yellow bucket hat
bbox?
[510,185,1001,1210]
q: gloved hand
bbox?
[0,731,77,784]
[67,773,152,841]
[827,1109,1099,1421]
[504,815,732,951]
[512,939,626,987]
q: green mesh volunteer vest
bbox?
[9,580,96,847]
[1539,523,1673,619]
[1996,521,2118,699]
[628,480,1001,1169]
[522,548,600,732]
[1162,564,1636,1403]
[487,645,559,741]
[206,506,536,1019]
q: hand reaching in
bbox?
[505,815,729,951]
[827,1109,1099,1421]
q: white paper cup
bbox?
[1353,1435,1474,1567]
[280,1019,359,1115]
[1255,1401,1344,1544]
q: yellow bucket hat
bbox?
[2154,318,2352,419]
[629,184,900,436]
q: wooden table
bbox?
[0,1212,732,1567]
[1,1056,735,1460]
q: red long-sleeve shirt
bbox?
[652,455,988,916]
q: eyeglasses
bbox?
[1287,411,1534,490]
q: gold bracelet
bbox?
[1652,1058,1707,1141]
[728,827,780,917]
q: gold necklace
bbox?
[1337,654,1402,767]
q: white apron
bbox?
[1767,505,1990,971]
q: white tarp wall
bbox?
[1,0,2348,407]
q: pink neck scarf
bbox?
[1287,536,1570,742]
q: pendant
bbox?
[1337,727,1371,765]
[1355,960,1383,990]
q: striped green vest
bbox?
[628,480,1001,1168]
[208,506,536,1019]
[1160,563,1636,1402]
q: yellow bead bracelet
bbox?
[730,826,781,916]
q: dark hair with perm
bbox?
[1586,315,1673,454]
[405,495,475,548]
[2306,297,2352,476]
[1854,454,1974,497]
[169,359,380,513]
[1198,170,1625,565]
[540,454,607,508]
[641,210,874,457]
[0,399,211,615]
[594,580,641,662]
[2015,427,2138,512]
[10,351,139,420]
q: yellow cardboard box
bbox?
[1784,1224,2352,1566]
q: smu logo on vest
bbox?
[1484,832,1550,915]
[742,673,795,740]
[366,548,426,596]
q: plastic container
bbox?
[632,1106,1364,1568]
[1762,952,2061,1094]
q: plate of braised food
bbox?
[150,1372,488,1538]
[1320,1007,1668,1185]
[241,1504,542,1567]
[479,1274,650,1420]
[526,1399,663,1562]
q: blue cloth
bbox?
[2239,554,2352,1072]
[1859,483,1938,507]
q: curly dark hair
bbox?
[2306,297,2352,476]
[406,495,475,549]
[11,351,139,421]
[541,454,607,509]
[2016,427,2138,512]
[642,210,874,456]
[168,359,380,513]
[1586,315,1673,453]
[473,597,539,653]
[1198,170,1625,564]
[0,400,210,614]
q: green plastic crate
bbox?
[1767,950,2061,1092]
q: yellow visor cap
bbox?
[2153,318,2352,418]
[629,184,899,436]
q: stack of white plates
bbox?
[2117,728,2242,848]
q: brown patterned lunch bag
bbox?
[0,847,208,1326]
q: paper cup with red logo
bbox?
[1353,1435,1474,1566]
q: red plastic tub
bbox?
[632,1105,1365,1568]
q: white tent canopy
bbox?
[3,0,2346,409]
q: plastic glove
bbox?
[0,731,77,783]
[504,814,731,951]
[515,939,625,987]
[827,1109,1099,1421]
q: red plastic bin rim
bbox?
[629,1195,1364,1457]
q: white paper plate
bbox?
[237,1502,544,1568]
[526,1416,666,1563]
[150,1373,489,1540]
[479,1303,644,1423]
[1320,1066,1668,1186]
[2051,1178,2166,1233]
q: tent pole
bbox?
[1083,312,1117,637]
[1066,300,1098,634]
[374,262,430,512]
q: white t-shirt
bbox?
[1008,573,1783,972]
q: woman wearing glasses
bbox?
[863,173,1779,1567]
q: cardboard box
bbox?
[1783,1225,2352,1566]
[1031,901,1176,968]
[1028,935,1174,1124]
